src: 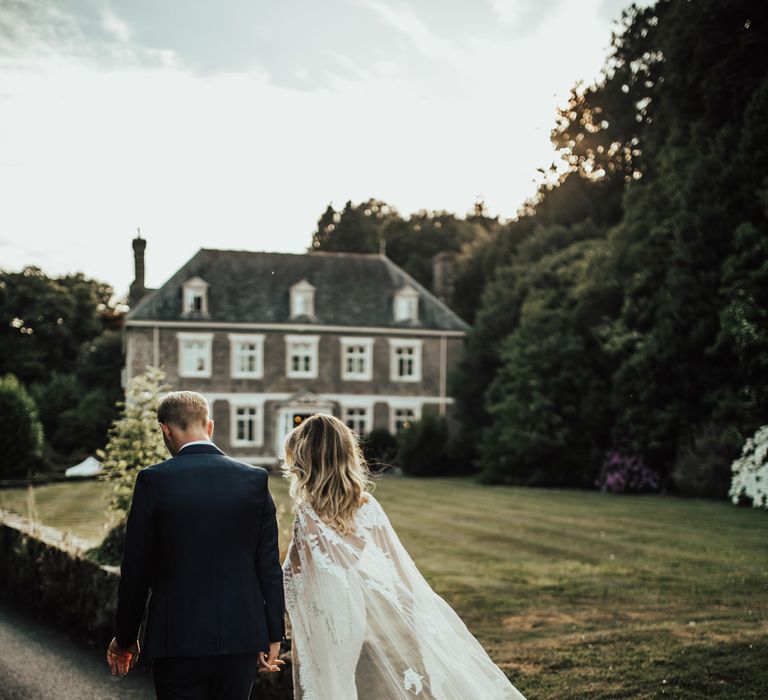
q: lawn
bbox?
[1,476,767,698]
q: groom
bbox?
[106,391,285,699]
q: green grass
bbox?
[0,480,117,542]
[2,476,767,698]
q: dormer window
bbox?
[393,285,419,323]
[290,279,315,319]
[183,276,209,315]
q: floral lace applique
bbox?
[403,667,424,694]
[355,495,387,532]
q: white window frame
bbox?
[389,404,421,434]
[339,337,374,381]
[342,405,372,436]
[290,279,316,319]
[177,332,213,378]
[228,333,265,379]
[393,285,419,323]
[230,402,264,447]
[285,334,320,378]
[182,276,209,314]
[389,338,423,382]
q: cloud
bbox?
[0,0,177,71]
[100,7,132,44]
[0,0,640,292]
[358,0,466,65]
[484,0,565,33]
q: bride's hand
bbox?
[258,641,285,673]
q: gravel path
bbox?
[0,597,154,699]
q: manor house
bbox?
[124,237,469,465]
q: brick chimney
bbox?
[431,251,455,303]
[129,233,147,307]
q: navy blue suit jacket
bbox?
[115,443,285,659]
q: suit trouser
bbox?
[152,653,260,700]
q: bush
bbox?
[99,367,169,514]
[595,450,660,494]
[729,425,768,509]
[0,520,119,644]
[672,420,743,498]
[361,429,399,471]
[0,374,43,478]
[86,519,126,566]
[31,370,120,460]
[396,414,459,477]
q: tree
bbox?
[310,199,397,253]
[0,267,116,385]
[99,367,169,514]
[309,198,500,313]
[29,330,123,460]
[466,0,768,489]
[0,374,43,478]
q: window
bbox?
[229,334,265,378]
[290,279,316,319]
[393,285,419,322]
[340,337,373,381]
[285,335,320,378]
[391,406,419,434]
[182,277,209,315]
[177,332,213,378]
[343,406,370,436]
[389,339,422,382]
[231,404,263,447]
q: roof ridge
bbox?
[198,248,382,260]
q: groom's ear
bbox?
[159,422,172,440]
[206,418,214,439]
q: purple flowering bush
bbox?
[596,450,660,494]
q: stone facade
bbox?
[124,245,469,466]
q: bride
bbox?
[280,413,527,700]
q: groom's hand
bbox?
[258,641,285,673]
[106,637,140,676]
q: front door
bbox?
[275,392,335,458]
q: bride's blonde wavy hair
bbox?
[281,413,371,535]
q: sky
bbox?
[0,0,643,296]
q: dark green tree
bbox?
[0,374,44,477]
[0,267,115,385]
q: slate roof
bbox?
[126,249,470,333]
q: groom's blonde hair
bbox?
[157,391,210,430]
[282,414,370,535]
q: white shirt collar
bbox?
[178,439,217,453]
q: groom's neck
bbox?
[170,430,212,456]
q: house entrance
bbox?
[275,392,335,458]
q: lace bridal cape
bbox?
[283,493,526,700]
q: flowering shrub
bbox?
[595,450,660,494]
[99,367,169,514]
[729,425,768,509]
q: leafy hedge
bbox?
[0,519,118,644]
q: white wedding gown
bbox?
[283,493,526,700]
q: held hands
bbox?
[106,637,140,677]
[258,641,285,673]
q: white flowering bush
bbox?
[729,425,768,509]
